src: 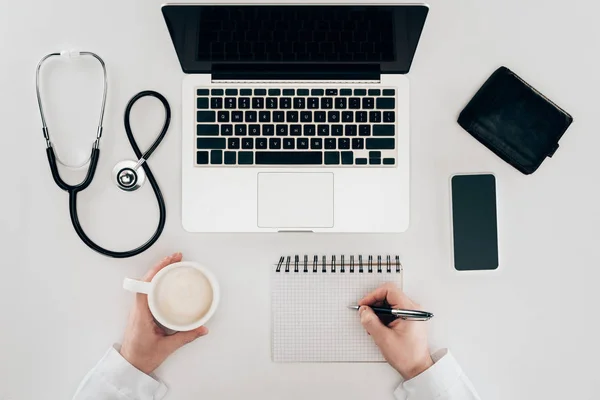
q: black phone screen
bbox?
[451,174,499,270]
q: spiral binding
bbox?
[276,255,402,273]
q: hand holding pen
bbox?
[356,283,434,380]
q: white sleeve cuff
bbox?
[393,349,464,400]
[73,345,168,400]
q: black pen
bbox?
[348,305,434,321]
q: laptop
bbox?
[162,4,428,232]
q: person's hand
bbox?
[119,253,209,374]
[358,283,433,380]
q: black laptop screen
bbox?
[162,5,428,77]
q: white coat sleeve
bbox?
[72,346,168,400]
[394,349,481,400]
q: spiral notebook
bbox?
[271,255,403,363]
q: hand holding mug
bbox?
[120,253,216,374]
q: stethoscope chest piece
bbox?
[113,160,146,192]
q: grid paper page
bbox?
[272,265,403,362]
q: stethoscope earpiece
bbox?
[112,159,146,192]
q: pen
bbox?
[347,305,434,321]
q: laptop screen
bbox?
[162,5,428,77]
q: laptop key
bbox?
[273,111,285,123]
[335,98,347,109]
[286,111,299,122]
[356,158,368,165]
[268,88,281,96]
[283,138,295,149]
[196,151,209,164]
[225,89,238,96]
[301,111,312,123]
[240,89,252,96]
[234,125,247,136]
[197,124,218,136]
[370,111,382,123]
[349,98,361,109]
[382,89,396,96]
[242,138,253,149]
[366,138,395,149]
[211,89,224,96]
[326,89,338,96]
[369,151,382,158]
[356,111,368,123]
[318,125,330,136]
[218,111,230,123]
[254,89,266,96]
[266,98,278,109]
[211,150,223,165]
[321,98,333,109]
[211,98,223,109]
[293,98,306,109]
[297,89,309,96]
[256,138,268,149]
[276,125,288,136]
[359,125,371,136]
[249,124,260,136]
[311,138,323,149]
[280,97,292,109]
[225,98,236,108]
[290,125,302,136]
[332,125,343,136]
[224,151,236,165]
[383,158,396,165]
[259,111,270,122]
[197,98,209,109]
[255,152,322,165]
[314,111,326,123]
[228,138,240,149]
[197,138,226,149]
[297,138,309,149]
[345,125,357,136]
[325,138,336,149]
[373,125,395,136]
[245,111,257,123]
[376,98,396,109]
[368,89,381,96]
[342,111,353,123]
[311,89,324,96]
[252,98,264,109]
[269,138,282,149]
[362,98,374,109]
[341,151,354,165]
[239,97,250,109]
[325,151,340,165]
[221,124,233,136]
[307,98,319,109]
[263,124,275,136]
[339,138,350,149]
[383,111,395,123]
[302,124,315,136]
[238,151,253,165]
[328,111,340,122]
[283,89,295,96]
[369,158,381,165]
[340,89,352,96]
[352,138,364,149]
[354,89,367,96]
[232,111,243,123]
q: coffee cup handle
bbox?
[123,278,152,294]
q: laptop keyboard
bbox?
[195,88,397,166]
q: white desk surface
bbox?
[1,0,598,399]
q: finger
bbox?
[165,326,209,351]
[358,283,417,309]
[359,306,392,346]
[143,253,183,282]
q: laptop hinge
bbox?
[212,64,380,81]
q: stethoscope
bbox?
[36,50,169,258]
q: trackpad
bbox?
[258,173,334,228]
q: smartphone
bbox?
[450,174,499,271]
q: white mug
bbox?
[123,261,220,332]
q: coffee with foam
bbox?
[154,266,213,326]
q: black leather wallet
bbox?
[458,66,573,174]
